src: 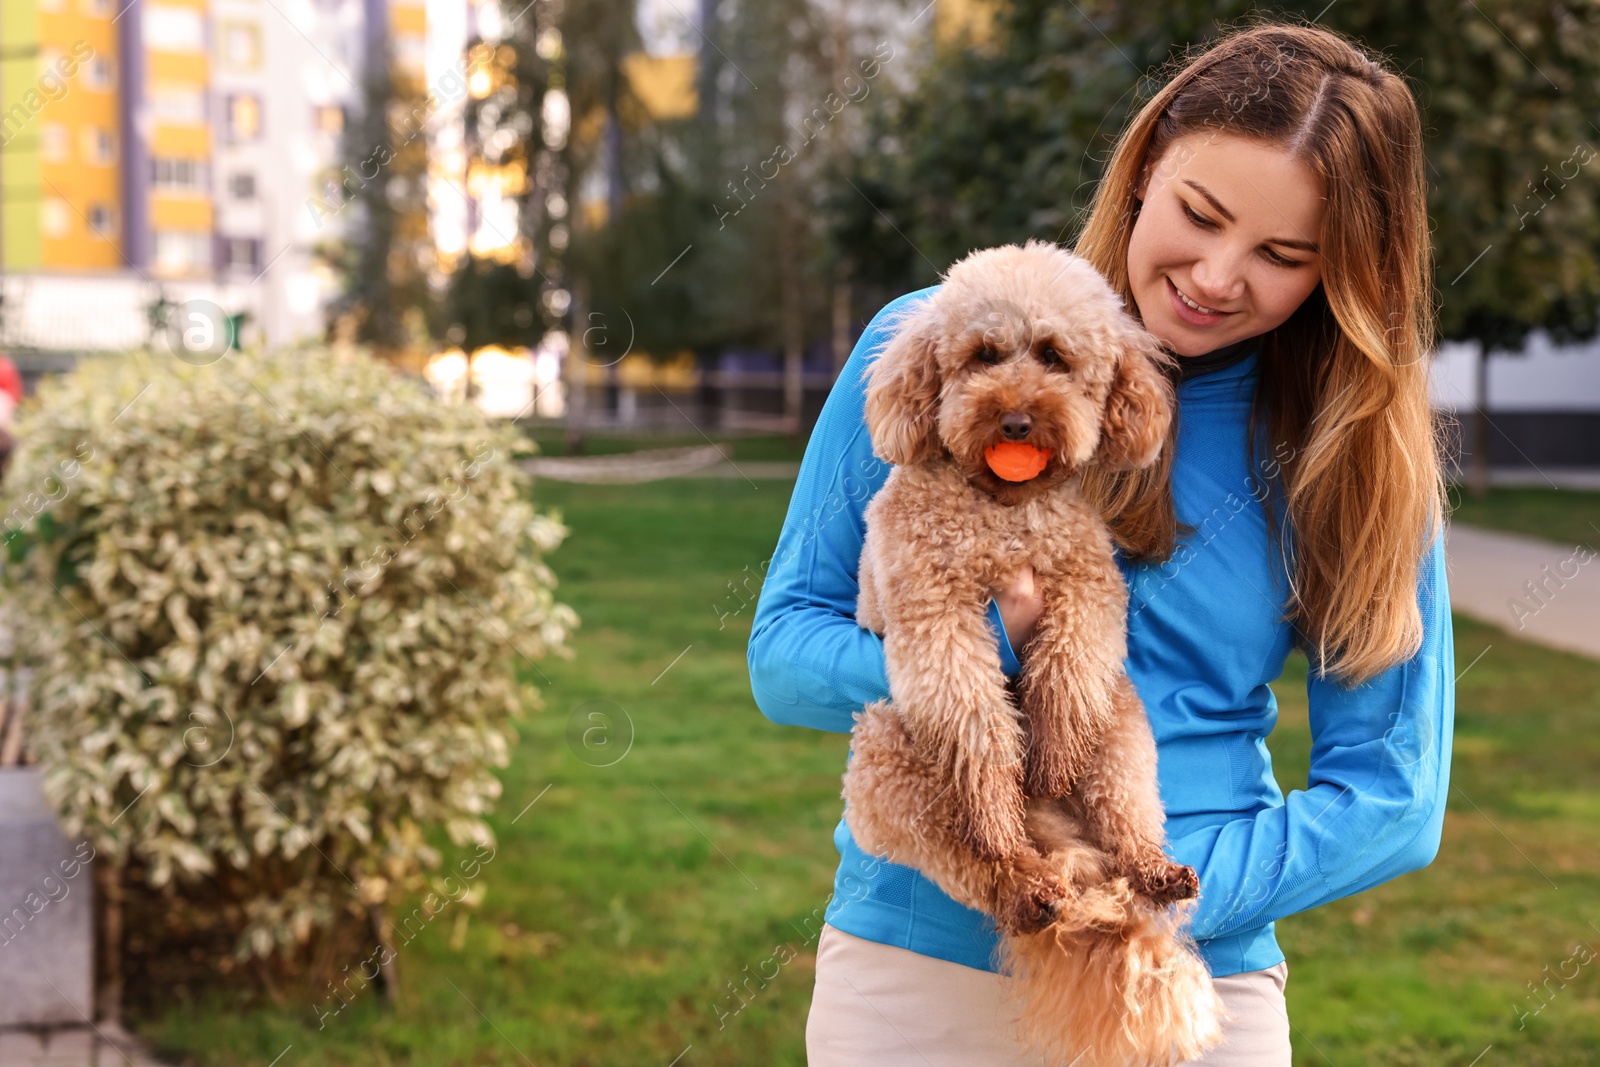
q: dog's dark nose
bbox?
[1000,412,1032,440]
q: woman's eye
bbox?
[1185,200,1305,268]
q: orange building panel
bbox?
[150,195,214,230]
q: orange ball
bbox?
[984,441,1052,482]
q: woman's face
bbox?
[1127,131,1326,357]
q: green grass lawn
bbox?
[142,477,1600,1066]
[519,427,808,463]
[1448,484,1600,549]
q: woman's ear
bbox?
[1097,330,1174,471]
[863,308,943,466]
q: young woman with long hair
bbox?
[748,20,1453,1065]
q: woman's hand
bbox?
[994,563,1044,651]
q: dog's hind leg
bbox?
[843,700,1072,934]
[1067,676,1199,908]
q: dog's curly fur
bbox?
[842,239,1227,1067]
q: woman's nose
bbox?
[1191,253,1246,306]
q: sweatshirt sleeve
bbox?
[1163,530,1455,942]
[746,289,1022,735]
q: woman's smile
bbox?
[1166,276,1236,325]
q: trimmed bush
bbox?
[0,343,577,962]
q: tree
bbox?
[1332,2,1600,493]
[831,1,1600,493]
[323,37,440,364]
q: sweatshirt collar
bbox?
[1173,332,1265,383]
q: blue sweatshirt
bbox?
[746,285,1455,979]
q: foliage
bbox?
[832,0,1600,355]
[323,39,441,351]
[443,253,546,353]
[0,344,578,961]
[1345,0,1600,351]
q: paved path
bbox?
[0,1026,175,1066]
[1445,523,1600,660]
[1479,467,1600,490]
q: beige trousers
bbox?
[806,922,1291,1066]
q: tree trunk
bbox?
[368,902,399,1003]
[564,278,589,455]
[778,200,804,437]
[695,346,720,430]
[1468,339,1491,498]
[95,857,123,1026]
[832,258,852,376]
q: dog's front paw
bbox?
[993,865,1072,935]
[1130,858,1199,905]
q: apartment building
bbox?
[0,0,419,354]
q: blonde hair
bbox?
[1072,20,1445,684]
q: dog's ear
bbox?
[1097,329,1174,471]
[863,306,943,466]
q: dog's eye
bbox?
[976,347,1003,365]
[1038,345,1068,371]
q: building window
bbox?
[227,93,262,141]
[153,230,212,272]
[82,127,116,164]
[223,236,262,270]
[41,124,71,163]
[315,104,344,134]
[220,22,262,70]
[87,204,117,237]
[42,199,72,238]
[151,84,206,125]
[144,5,205,52]
[229,171,257,199]
[86,57,114,90]
[151,156,209,191]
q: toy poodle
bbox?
[842,239,1227,1066]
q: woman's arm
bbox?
[1163,531,1455,942]
[746,288,1022,734]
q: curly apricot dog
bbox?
[843,239,1226,1066]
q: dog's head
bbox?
[863,239,1175,500]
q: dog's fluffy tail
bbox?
[993,896,1227,1067]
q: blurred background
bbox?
[0,1,1597,1065]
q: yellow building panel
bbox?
[39,159,124,270]
[41,77,119,131]
[935,0,999,50]
[31,13,123,270]
[40,161,120,202]
[151,195,214,229]
[152,123,211,156]
[620,53,697,123]
[148,50,208,83]
[3,0,44,269]
[43,234,124,270]
[391,5,426,33]
[38,14,117,55]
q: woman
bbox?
[746,21,1454,1067]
